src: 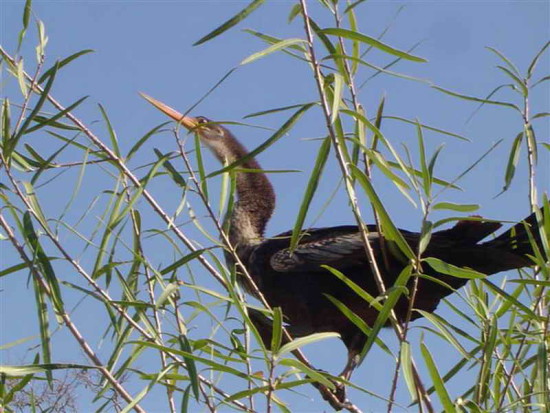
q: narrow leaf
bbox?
[193,0,266,46]
[321,28,426,62]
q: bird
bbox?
[141,93,546,399]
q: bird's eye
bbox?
[196,116,209,125]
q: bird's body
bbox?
[142,94,545,389]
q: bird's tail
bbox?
[483,208,547,265]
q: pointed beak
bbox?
[140,93,198,130]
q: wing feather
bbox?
[270,232,381,272]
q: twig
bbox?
[299,2,433,411]
[0,212,146,413]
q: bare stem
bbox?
[299,2,432,411]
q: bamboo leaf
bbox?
[421,342,456,412]
[432,202,479,213]
[432,86,521,112]
[25,96,88,134]
[330,73,344,124]
[416,120,431,197]
[160,249,209,276]
[155,282,180,309]
[400,342,417,402]
[16,60,28,97]
[193,0,266,46]
[38,49,94,84]
[382,115,469,141]
[17,0,32,51]
[278,358,335,389]
[424,257,486,279]
[290,137,331,250]
[322,265,383,311]
[500,132,523,195]
[496,66,527,96]
[98,104,120,157]
[287,4,301,23]
[532,75,550,88]
[527,40,550,79]
[279,332,340,356]
[0,364,93,376]
[241,38,306,65]
[359,265,413,362]
[486,47,521,77]
[244,102,316,119]
[207,104,315,178]
[270,307,283,353]
[349,164,416,260]
[9,62,58,156]
[178,336,200,401]
[127,123,170,160]
[321,28,426,62]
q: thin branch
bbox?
[0,212,146,413]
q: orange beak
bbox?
[140,93,198,130]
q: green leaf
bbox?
[270,307,283,353]
[279,358,335,389]
[244,102,316,118]
[382,115,469,141]
[25,96,88,134]
[16,60,28,97]
[127,123,170,160]
[432,86,521,112]
[485,47,520,77]
[17,0,32,51]
[532,75,550,88]
[287,4,301,23]
[415,119,431,198]
[358,265,413,362]
[153,149,187,188]
[9,62,58,157]
[2,98,11,149]
[321,27,427,62]
[278,332,340,356]
[432,202,479,212]
[290,137,331,250]
[418,220,433,256]
[322,265,382,311]
[420,342,456,412]
[0,363,93,376]
[496,66,527,96]
[178,336,200,401]
[155,282,180,308]
[527,40,550,79]
[193,0,267,46]
[38,50,94,84]
[349,164,416,260]
[424,257,486,279]
[330,72,344,124]
[207,104,315,178]
[240,38,306,65]
[400,342,417,402]
[500,132,523,195]
[98,104,120,157]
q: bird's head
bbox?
[140,93,243,163]
[140,93,227,141]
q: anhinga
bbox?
[142,94,545,396]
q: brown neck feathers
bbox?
[206,131,276,252]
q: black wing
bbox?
[266,226,396,273]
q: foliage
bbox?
[1,1,548,412]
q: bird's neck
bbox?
[211,134,275,255]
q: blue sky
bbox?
[1,1,549,411]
